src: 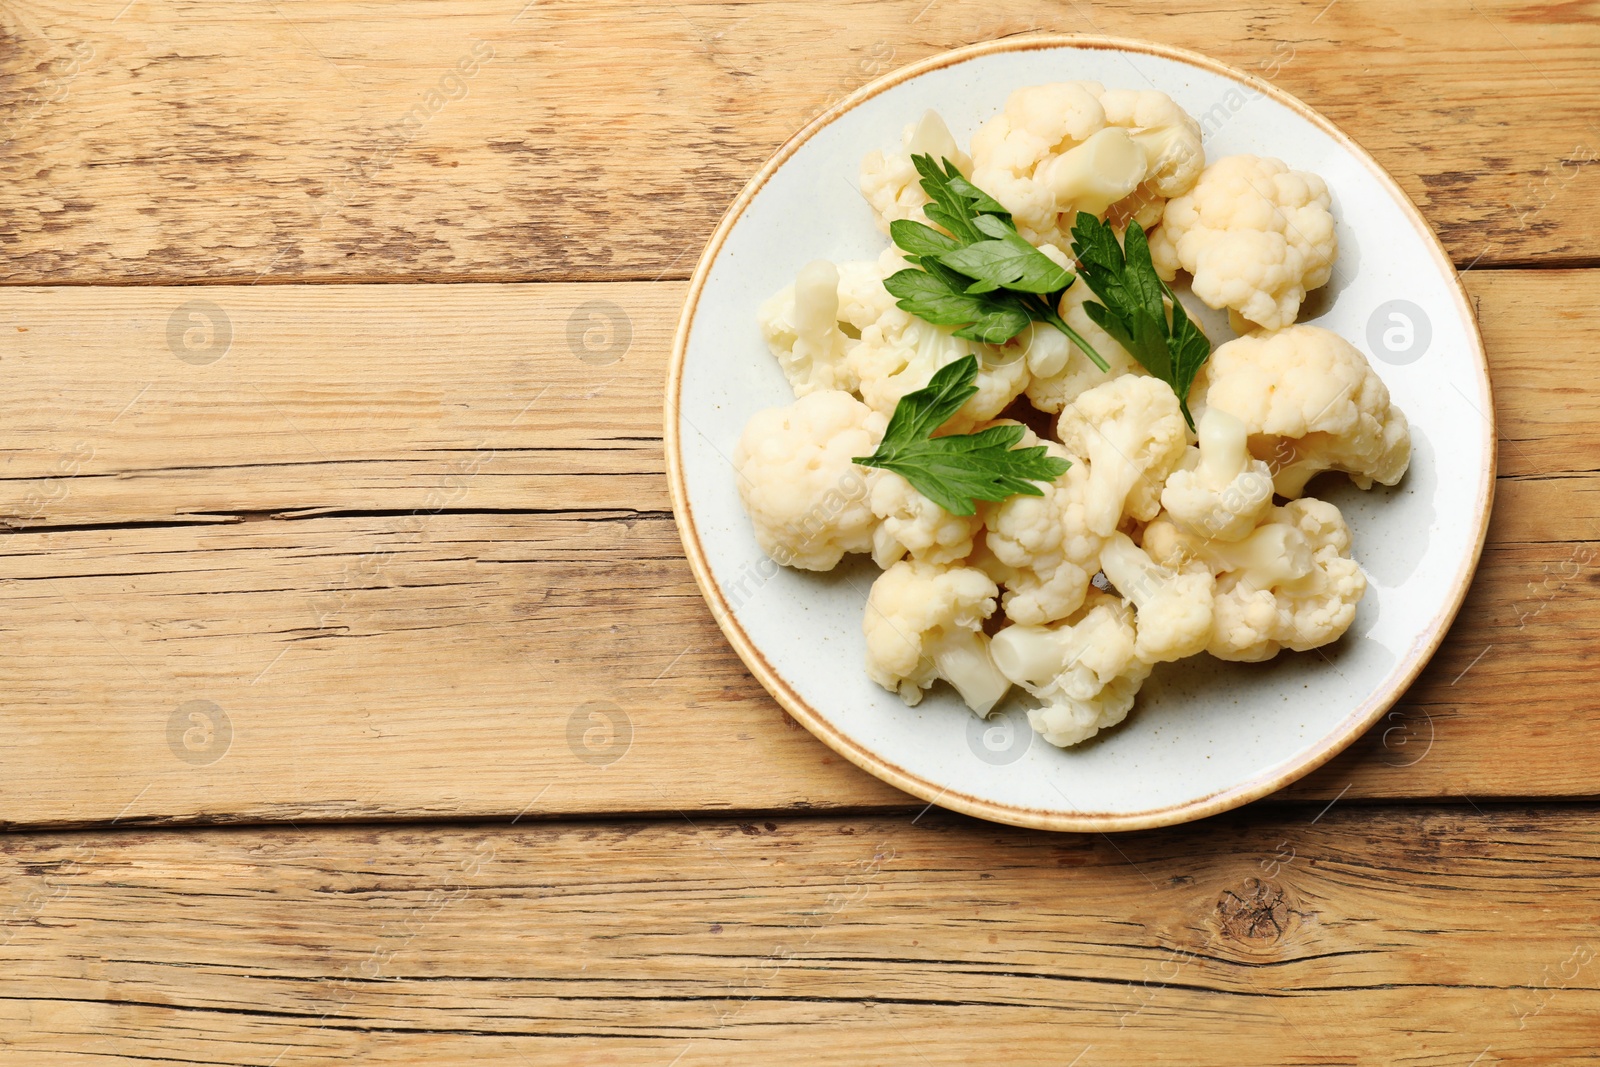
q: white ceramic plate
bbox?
[666,36,1493,832]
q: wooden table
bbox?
[2,2,1597,1062]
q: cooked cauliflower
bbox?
[733,390,885,571]
[1159,407,1275,541]
[1193,324,1411,497]
[759,247,1027,431]
[979,433,1103,626]
[1145,498,1366,661]
[1057,375,1189,538]
[867,469,982,567]
[860,110,972,233]
[863,559,1011,714]
[1148,155,1337,331]
[848,301,1029,431]
[990,590,1152,747]
[756,260,858,396]
[731,86,1401,748]
[835,253,903,333]
[969,82,1204,254]
[1012,282,1144,413]
[1099,88,1207,229]
[1100,532,1215,663]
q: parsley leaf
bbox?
[888,218,962,259]
[939,215,1075,295]
[878,154,1109,371]
[911,155,1010,243]
[1069,214,1213,429]
[853,354,1072,516]
[883,261,1032,344]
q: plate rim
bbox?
[664,33,1496,832]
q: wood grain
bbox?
[1,807,1597,1064]
[0,282,671,527]
[0,273,1597,828]
[1,0,1597,286]
[0,272,1592,528]
[3,512,1595,829]
[0,510,907,827]
[1,3,1594,1057]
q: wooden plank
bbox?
[3,515,1596,829]
[0,808,1596,1064]
[1,0,1596,286]
[0,270,1597,827]
[0,282,671,527]
[0,510,906,827]
[0,271,1593,529]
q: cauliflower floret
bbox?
[733,390,885,571]
[867,469,982,568]
[763,247,1024,430]
[1145,498,1366,661]
[969,82,1205,254]
[756,260,859,396]
[980,433,1103,626]
[1099,88,1206,230]
[1148,155,1337,331]
[834,255,902,333]
[860,110,972,233]
[1056,375,1189,538]
[1159,407,1275,541]
[1193,324,1411,497]
[990,590,1152,747]
[863,560,1011,715]
[1100,531,1214,663]
[848,305,1029,432]
[1010,282,1144,414]
[969,82,1112,252]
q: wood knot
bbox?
[1216,877,1302,947]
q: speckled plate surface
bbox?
[665,36,1494,832]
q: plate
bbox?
[665,35,1494,832]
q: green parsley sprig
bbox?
[1068,214,1212,430]
[883,155,1108,371]
[853,354,1070,516]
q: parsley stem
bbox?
[1032,295,1109,373]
